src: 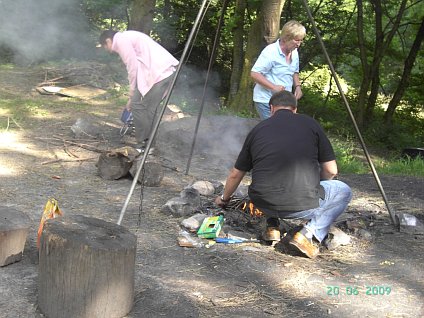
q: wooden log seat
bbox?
[0,206,31,266]
[38,215,137,318]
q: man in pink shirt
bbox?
[99,30,179,152]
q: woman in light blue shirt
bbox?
[251,20,306,120]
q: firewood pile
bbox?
[37,61,118,90]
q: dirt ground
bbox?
[0,65,423,318]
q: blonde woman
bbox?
[251,20,306,120]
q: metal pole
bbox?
[300,0,398,226]
[118,0,212,225]
[185,0,230,175]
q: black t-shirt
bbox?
[235,109,335,212]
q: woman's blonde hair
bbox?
[280,20,306,42]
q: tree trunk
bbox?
[128,0,156,34]
[261,0,285,45]
[228,0,285,113]
[384,17,424,125]
[228,18,261,112]
[355,0,370,126]
[228,0,246,103]
[364,68,380,124]
[356,0,408,127]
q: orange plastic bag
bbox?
[37,198,63,248]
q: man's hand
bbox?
[215,195,230,208]
[125,99,132,111]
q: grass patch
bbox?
[332,138,368,174]
[332,136,424,176]
[374,156,424,177]
[0,95,96,130]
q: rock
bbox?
[181,213,208,232]
[181,187,201,206]
[191,181,215,196]
[71,117,101,138]
[209,180,224,194]
[396,213,424,234]
[323,226,352,250]
[161,197,195,217]
[161,187,202,217]
[358,229,373,240]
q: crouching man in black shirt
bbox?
[215,90,352,258]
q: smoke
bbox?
[0,0,94,64]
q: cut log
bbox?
[97,152,132,180]
[0,206,31,266]
[130,156,164,187]
[38,215,137,318]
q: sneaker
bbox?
[289,232,319,259]
[263,226,281,242]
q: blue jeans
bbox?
[263,180,352,242]
[255,102,271,120]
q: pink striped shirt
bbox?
[111,31,179,97]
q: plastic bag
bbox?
[120,109,135,136]
[37,198,63,248]
[177,230,204,248]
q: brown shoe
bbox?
[264,227,281,242]
[289,232,319,259]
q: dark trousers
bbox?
[130,75,174,145]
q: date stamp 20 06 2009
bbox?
[326,286,392,296]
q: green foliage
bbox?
[374,156,424,177]
[1,0,420,176]
[298,65,356,137]
[82,0,128,29]
[329,136,424,176]
[331,137,367,174]
[362,104,424,151]
[298,62,423,152]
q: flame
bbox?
[241,201,264,217]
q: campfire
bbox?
[224,197,264,219]
[240,201,264,217]
[219,196,265,221]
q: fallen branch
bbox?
[35,136,106,153]
[41,157,97,165]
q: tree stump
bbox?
[97,152,132,180]
[38,215,137,318]
[0,206,31,266]
[130,156,164,187]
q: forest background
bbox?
[0,0,423,172]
